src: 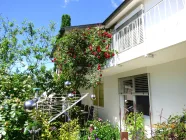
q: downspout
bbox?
[147,73,153,137]
[119,94,122,132]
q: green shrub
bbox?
[125,112,146,140]
[59,119,80,140]
[0,15,56,140]
[151,110,186,140]
[81,118,120,140]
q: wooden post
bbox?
[120,132,128,140]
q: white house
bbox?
[80,0,186,137]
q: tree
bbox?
[0,15,57,139]
[57,14,71,39]
[61,14,71,28]
[52,14,71,69]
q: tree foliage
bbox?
[0,15,116,139]
[61,14,71,28]
[0,15,57,139]
[0,16,56,73]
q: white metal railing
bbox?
[114,0,186,53]
[48,93,89,123]
[145,0,186,30]
[115,15,144,53]
[37,92,89,123]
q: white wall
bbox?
[97,76,120,125]
[148,57,186,123]
[79,88,93,106]
[98,68,148,126]
[94,58,186,127]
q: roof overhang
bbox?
[63,23,102,31]
[103,0,142,29]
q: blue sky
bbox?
[0,0,124,30]
[0,0,123,70]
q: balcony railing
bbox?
[114,0,186,53]
[145,0,186,29]
[114,15,144,53]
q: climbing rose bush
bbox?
[53,27,115,89]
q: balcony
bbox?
[104,0,186,74]
[110,0,186,64]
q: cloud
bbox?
[62,0,79,8]
[111,0,118,8]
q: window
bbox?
[120,74,150,116]
[115,10,144,53]
[93,83,104,107]
[121,74,149,94]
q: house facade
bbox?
[81,0,186,137]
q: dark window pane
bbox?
[136,96,149,116]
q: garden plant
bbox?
[125,112,147,140]
[80,118,120,140]
[0,15,56,140]
[151,110,186,140]
[0,15,118,139]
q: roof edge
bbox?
[103,0,132,27]
[63,23,102,31]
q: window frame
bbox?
[93,83,104,108]
[119,74,150,116]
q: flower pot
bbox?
[120,132,128,140]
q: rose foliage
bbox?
[54,27,115,89]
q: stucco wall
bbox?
[79,88,93,106]
[83,58,186,127]
[148,57,186,123]
[97,67,148,125]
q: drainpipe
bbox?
[119,94,122,132]
[147,73,153,137]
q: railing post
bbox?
[176,0,179,12]
[118,33,120,52]
[183,0,186,9]
[141,13,145,42]
[116,33,118,52]
[132,23,133,48]
[164,0,167,19]
[168,0,173,15]
[113,33,117,66]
